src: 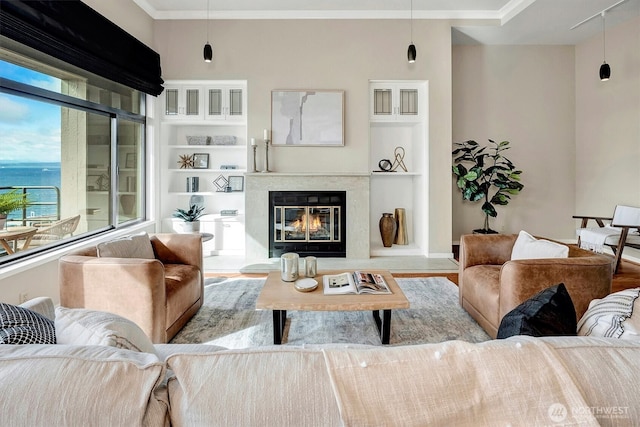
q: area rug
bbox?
[170,277,490,348]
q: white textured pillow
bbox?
[510,230,569,260]
[577,288,640,339]
[97,232,154,259]
[55,307,157,354]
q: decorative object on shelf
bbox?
[0,190,30,229]
[186,135,211,145]
[178,154,195,169]
[452,139,524,234]
[186,177,200,192]
[173,204,205,233]
[379,213,397,248]
[377,159,393,172]
[394,208,408,245]
[220,209,238,216]
[193,153,209,169]
[228,176,244,192]
[280,252,299,282]
[262,130,271,173]
[87,173,110,191]
[189,195,204,210]
[213,174,228,192]
[211,135,237,145]
[407,0,416,63]
[390,146,408,172]
[304,256,317,277]
[271,91,344,146]
[220,165,237,170]
[251,138,258,172]
[119,194,135,215]
[125,153,136,169]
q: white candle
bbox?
[251,138,257,146]
[263,129,269,140]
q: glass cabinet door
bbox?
[185,89,199,116]
[228,89,243,116]
[207,89,222,118]
[164,88,179,115]
[373,88,393,116]
[399,89,418,116]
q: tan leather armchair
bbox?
[59,233,203,343]
[459,233,612,339]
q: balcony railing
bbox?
[1,185,61,226]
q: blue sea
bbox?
[0,162,61,220]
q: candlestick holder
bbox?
[262,138,271,173]
[252,144,258,172]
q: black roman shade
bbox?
[0,0,164,96]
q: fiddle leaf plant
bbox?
[452,139,524,233]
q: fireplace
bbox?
[269,191,346,258]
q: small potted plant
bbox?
[0,190,30,229]
[173,204,205,233]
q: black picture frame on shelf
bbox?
[228,176,244,192]
[193,153,209,169]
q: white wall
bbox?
[153,18,454,255]
[452,45,576,241]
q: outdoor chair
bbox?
[574,205,640,274]
[28,215,81,248]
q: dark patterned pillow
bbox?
[497,283,577,339]
[0,303,56,344]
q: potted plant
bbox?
[0,190,30,229]
[452,139,524,234]
[173,204,205,233]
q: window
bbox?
[0,42,146,263]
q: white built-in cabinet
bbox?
[159,80,247,255]
[369,80,428,256]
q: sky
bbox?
[0,60,62,163]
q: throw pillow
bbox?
[510,230,569,260]
[55,307,156,354]
[96,232,155,259]
[577,288,640,339]
[0,303,56,344]
[497,283,577,339]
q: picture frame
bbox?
[193,153,210,169]
[228,175,244,192]
[87,173,109,191]
[271,90,344,146]
[125,152,136,169]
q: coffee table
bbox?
[256,270,410,345]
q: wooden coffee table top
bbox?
[256,270,410,312]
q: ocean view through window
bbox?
[0,42,146,263]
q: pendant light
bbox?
[599,11,610,81]
[407,0,416,63]
[203,0,212,63]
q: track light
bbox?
[407,0,416,63]
[203,0,212,63]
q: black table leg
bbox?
[372,309,392,344]
[272,310,286,344]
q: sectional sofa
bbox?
[1,297,640,426]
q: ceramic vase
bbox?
[180,220,200,233]
[379,213,397,248]
[394,208,408,245]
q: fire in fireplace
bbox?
[269,191,346,258]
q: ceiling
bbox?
[133,0,640,45]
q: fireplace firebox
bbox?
[269,191,346,258]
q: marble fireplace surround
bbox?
[245,173,370,260]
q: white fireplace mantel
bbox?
[245,174,370,260]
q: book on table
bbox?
[322,271,391,295]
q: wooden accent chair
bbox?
[574,205,640,274]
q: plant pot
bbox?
[379,213,397,248]
[178,220,200,233]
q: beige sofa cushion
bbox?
[167,347,341,426]
[0,345,168,426]
[96,232,155,259]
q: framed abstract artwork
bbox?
[271,90,344,146]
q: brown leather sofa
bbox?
[459,233,612,338]
[59,233,203,343]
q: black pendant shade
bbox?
[408,44,416,63]
[204,43,213,63]
[599,62,610,81]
